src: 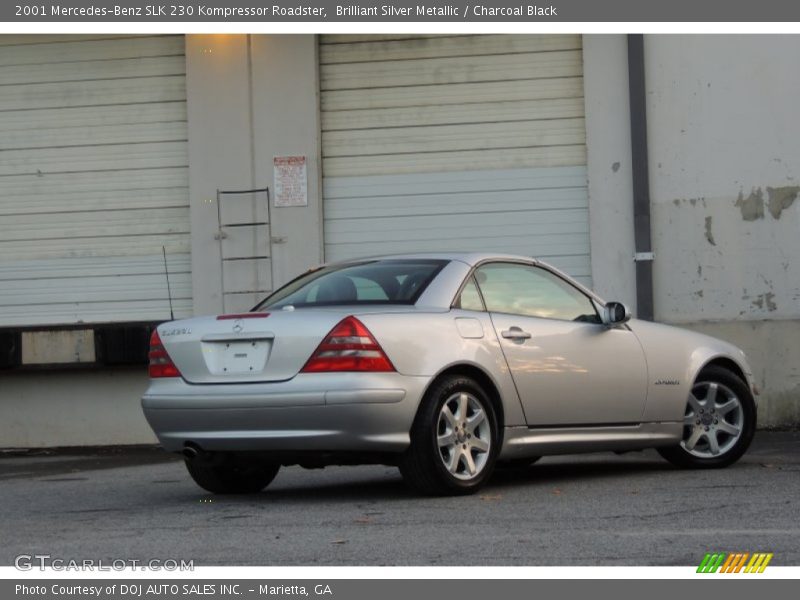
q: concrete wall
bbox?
[185,35,256,316]
[583,35,637,311]
[644,35,800,426]
[186,34,322,315]
[249,35,323,287]
[1,369,155,448]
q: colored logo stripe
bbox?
[697,553,726,573]
[697,552,773,573]
[720,553,750,573]
[745,553,773,573]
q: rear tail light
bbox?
[301,316,395,373]
[148,330,181,378]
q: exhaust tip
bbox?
[182,444,200,460]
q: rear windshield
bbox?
[255,260,448,309]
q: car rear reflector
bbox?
[301,316,395,373]
[216,313,270,320]
[148,330,181,378]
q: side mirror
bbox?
[603,301,631,326]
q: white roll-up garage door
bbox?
[320,34,591,286]
[0,35,191,327]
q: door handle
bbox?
[501,327,532,340]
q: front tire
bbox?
[658,366,756,469]
[185,452,280,494]
[400,375,499,495]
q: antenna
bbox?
[162,246,175,321]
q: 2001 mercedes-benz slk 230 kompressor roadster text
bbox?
[142,253,757,495]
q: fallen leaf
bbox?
[331,539,348,545]
[479,494,502,501]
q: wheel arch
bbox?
[697,356,748,386]
[421,363,506,441]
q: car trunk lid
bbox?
[157,309,352,384]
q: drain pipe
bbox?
[627,34,655,321]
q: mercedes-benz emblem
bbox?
[232,319,244,334]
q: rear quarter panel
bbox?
[357,310,527,426]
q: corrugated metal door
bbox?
[320,34,591,286]
[0,35,191,326]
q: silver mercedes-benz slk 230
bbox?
[142,253,758,496]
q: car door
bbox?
[473,261,648,426]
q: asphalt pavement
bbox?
[1,432,798,566]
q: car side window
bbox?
[474,263,600,323]
[454,276,485,311]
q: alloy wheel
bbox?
[681,381,744,458]
[436,392,492,480]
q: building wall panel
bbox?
[320,34,590,283]
[0,34,191,327]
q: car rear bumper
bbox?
[141,373,429,453]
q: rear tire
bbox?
[185,452,280,494]
[658,366,756,469]
[400,375,500,496]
